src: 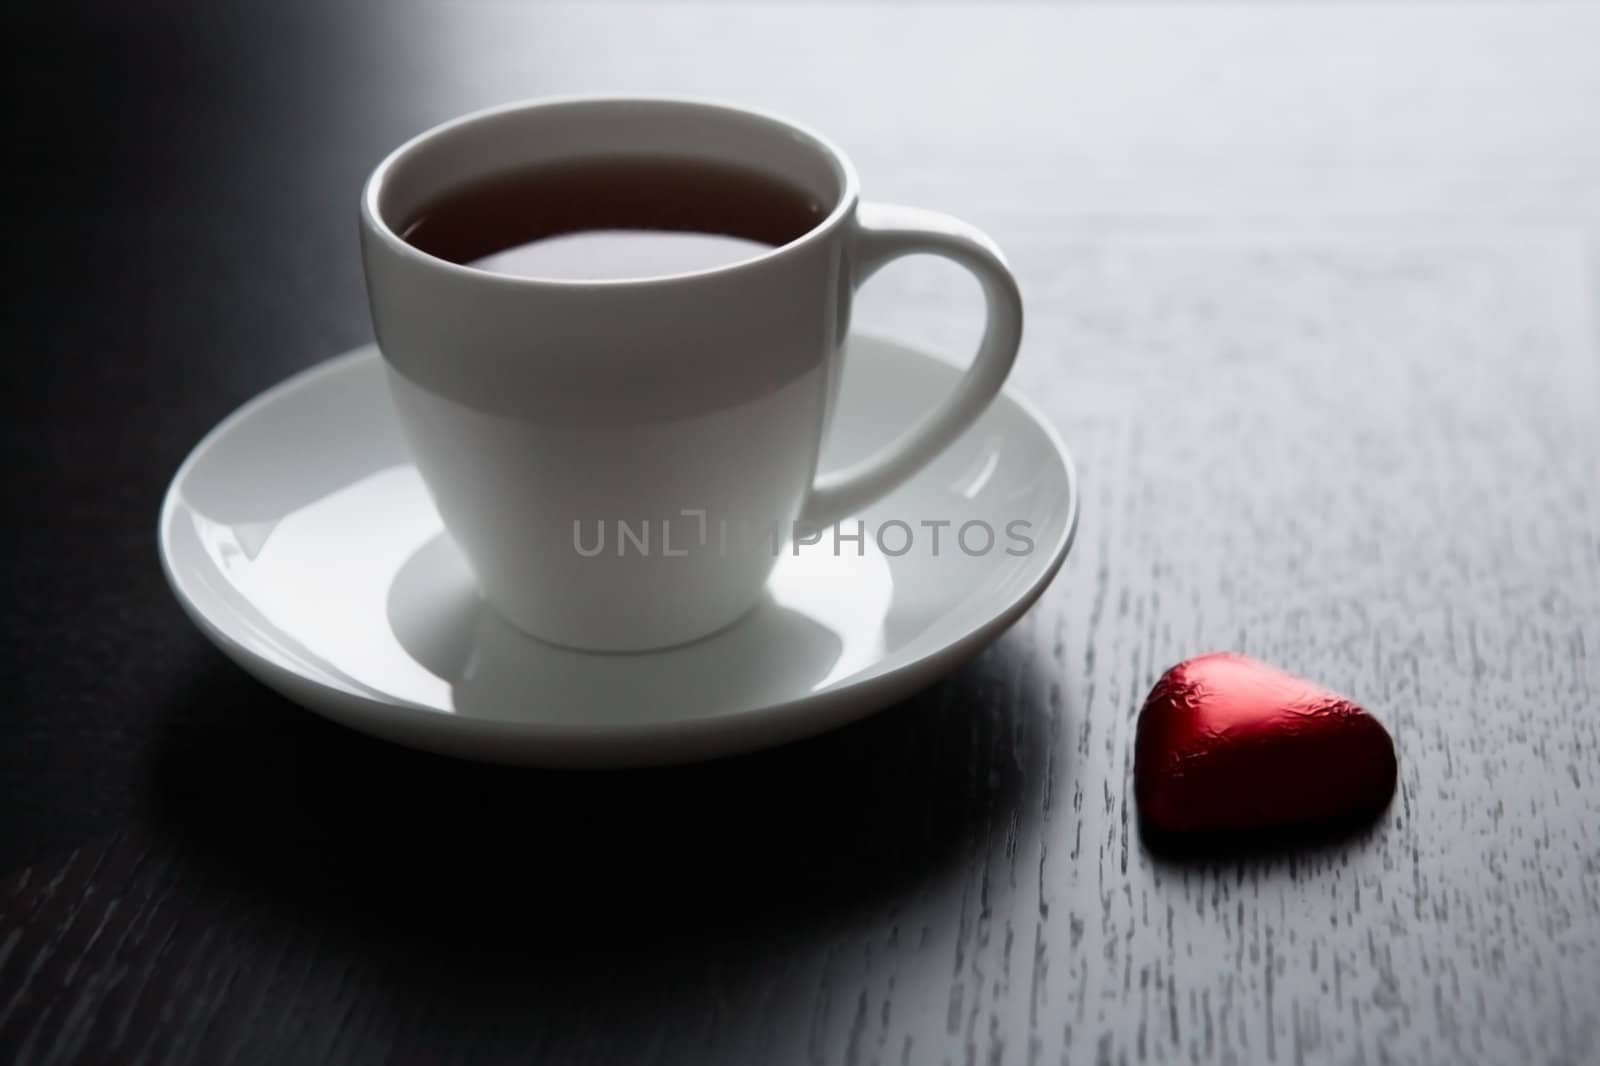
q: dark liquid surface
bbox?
[399,156,826,281]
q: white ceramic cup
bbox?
[360,97,1022,652]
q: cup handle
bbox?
[800,202,1024,527]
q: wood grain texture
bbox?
[3,2,1599,1064]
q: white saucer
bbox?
[158,334,1078,767]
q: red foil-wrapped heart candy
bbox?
[1134,652,1397,834]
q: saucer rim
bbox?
[157,336,1080,765]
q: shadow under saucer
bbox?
[148,629,1057,973]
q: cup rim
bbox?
[360,94,862,289]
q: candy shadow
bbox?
[1137,803,1395,863]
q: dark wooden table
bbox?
[5,2,1599,1063]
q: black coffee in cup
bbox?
[399,155,825,281]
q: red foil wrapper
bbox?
[1134,652,1397,834]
